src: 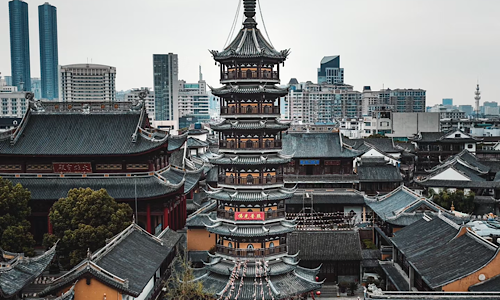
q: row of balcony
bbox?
[222,70,279,81]
[216,244,287,257]
[218,175,283,185]
[219,140,282,150]
[221,106,280,115]
[216,209,286,220]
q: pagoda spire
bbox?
[243,0,257,28]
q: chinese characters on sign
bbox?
[235,212,265,221]
[299,159,320,166]
[53,162,92,173]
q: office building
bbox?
[153,53,178,130]
[318,55,344,84]
[442,98,453,106]
[363,88,426,115]
[59,64,116,102]
[31,77,41,99]
[0,74,28,118]
[178,78,209,125]
[39,2,59,100]
[9,0,31,91]
[4,76,12,86]
[428,104,466,119]
[124,88,155,123]
[459,105,474,116]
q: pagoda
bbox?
[192,1,322,299]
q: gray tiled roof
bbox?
[4,172,183,201]
[207,220,296,237]
[415,132,445,142]
[210,27,289,61]
[367,291,500,300]
[469,274,500,291]
[281,132,361,158]
[361,249,381,268]
[210,85,288,97]
[288,231,362,261]
[288,190,365,205]
[167,133,187,152]
[391,215,498,289]
[209,154,291,165]
[417,180,500,189]
[357,164,403,182]
[161,167,203,194]
[208,188,293,202]
[0,245,56,298]
[211,119,289,131]
[379,261,410,291]
[186,211,217,228]
[187,137,209,148]
[0,113,173,156]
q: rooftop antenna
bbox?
[199,65,203,81]
[475,82,481,119]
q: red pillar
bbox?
[146,203,152,233]
[172,204,177,231]
[48,216,53,234]
[183,195,187,227]
[163,206,170,229]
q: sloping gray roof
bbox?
[392,215,498,289]
[288,231,362,261]
[288,190,365,205]
[357,164,403,182]
[0,113,172,156]
[208,188,293,203]
[417,180,500,189]
[211,119,289,131]
[469,274,500,291]
[281,132,360,158]
[0,245,56,298]
[416,132,445,142]
[379,261,410,291]
[345,138,402,154]
[161,167,202,194]
[210,85,288,97]
[187,137,208,148]
[367,291,500,300]
[361,249,381,268]
[4,173,182,201]
[209,154,290,165]
[186,211,217,228]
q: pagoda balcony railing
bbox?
[221,106,280,115]
[222,71,279,81]
[217,209,286,220]
[219,140,282,150]
[216,245,287,257]
[218,175,283,185]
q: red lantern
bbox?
[315,276,319,281]
[316,291,321,296]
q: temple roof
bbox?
[0,245,56,298]
[3,167,187,201]
[211,119,290,131]
[187,137,209,148]
[206,219,296,237]
[209,153,291,165]
[207,188,294,202]
[357,163,403,183]
[288,231,363,261]
[391,215,498,289]
[281,132,361,158]
[425,150,490,174]
[288,189,365,205]
[41,224,181,297]
[0,105,184,156]
[210,85,288,97]
[469,274,500,291]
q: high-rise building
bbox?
[59,64,116,102]
[363,88,426,115]
[318,55,344,84]
[0,74,28,118]
[153,53,178,130]
[442,98,453,106]
[192,1,322,297]
[31,77,41,99]
[39,2,59,100]
[287,80,362,122]
[9,0,31,91]
[178,78,209,124]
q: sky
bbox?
[0,0,499,106]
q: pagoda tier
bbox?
[194,1,321,298]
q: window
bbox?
[228,242,233,248]
[455,133,461,138]
[269,242,275,248]
[247,244,254,249]
[467,144,473,149]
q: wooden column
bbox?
[146,203,152,233]
[48,216,53,234]
[163,206,170,229]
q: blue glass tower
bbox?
[39,2,59,100]
[9,0,31,91]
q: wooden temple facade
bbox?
[0,101,198,243]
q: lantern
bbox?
[316,291,321,296]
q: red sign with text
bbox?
[235,212,265,221]
[53,162,92,173]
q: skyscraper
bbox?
[59,64,116,102]
[153,53,179,129]
[39,2,59,100]
[318,55,344,84]
[9,0,31,91]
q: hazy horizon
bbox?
[1,0,499,106]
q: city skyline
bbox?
[0,0,499,105]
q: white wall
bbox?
[430,168,470,181]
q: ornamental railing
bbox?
[222,71,279,81]
[221,106,280,115]
[219,140,282,150]
[218,175,283,185]
[216,245,287,257]
[217,209,285,220]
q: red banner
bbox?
[235,212,265,221]
[53,162,92,173]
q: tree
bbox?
[164,249,212,300]
[0,177,36,256]
[43,188,132,268]
[431,190,476,214]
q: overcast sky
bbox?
[0,0,499,106]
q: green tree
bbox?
[0,177,36,256]
[432,190,476,214]
[43,188,132,268]
[164,249,212,300]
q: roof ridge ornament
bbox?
[243,0,257,28]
